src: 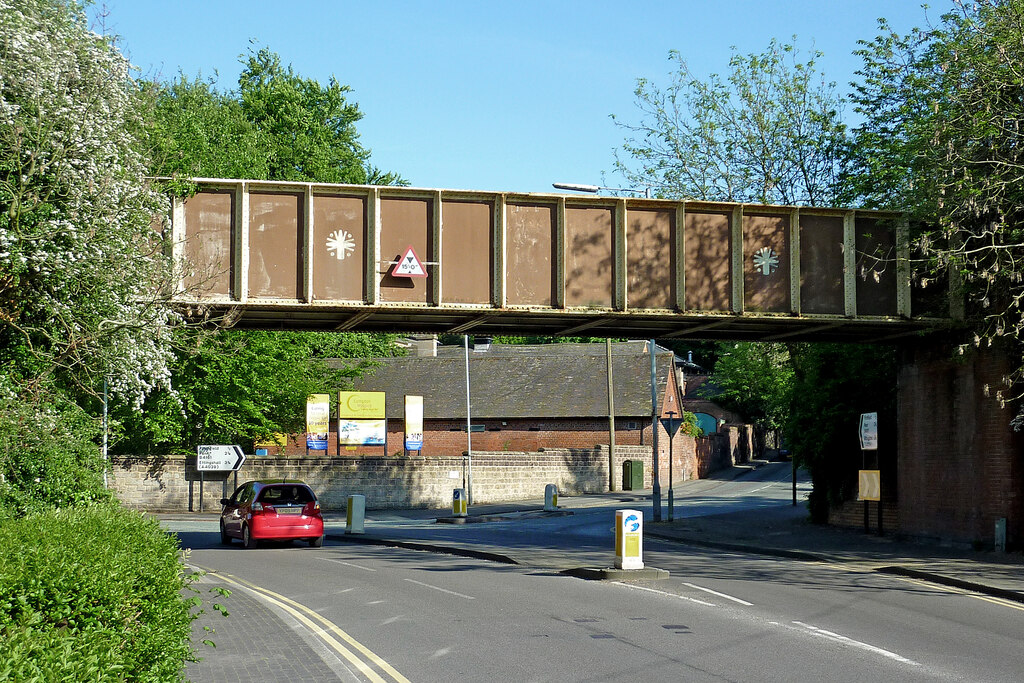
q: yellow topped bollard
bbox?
[452,488,467,518]
[544,484,558,511]
[615,509,644,570]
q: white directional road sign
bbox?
[196,445,246,471]
[859,412,878,450]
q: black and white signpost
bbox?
[196,445,246,512]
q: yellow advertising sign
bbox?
[338,391,386,419]
[858,469,881,501]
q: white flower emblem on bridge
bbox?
[326,229,356,260]
[752,246,779,276]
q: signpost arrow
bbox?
[196,445,246,471]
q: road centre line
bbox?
[403,578,476,599]
[195,566,410,683]
[612,582,717,607]
[681,582,753,606]
[324,558,378,572]
[791,621,919,666]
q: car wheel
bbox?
[309,535,323,548]
[243,525,257,549]
[220,521,232,545]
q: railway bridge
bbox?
[168,179,1019,549]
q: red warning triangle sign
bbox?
[392,245,428,278]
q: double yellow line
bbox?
[195,566,410,683]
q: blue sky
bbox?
[96,1,947,194]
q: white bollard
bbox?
[452,488,467,518]
[544,484,558,511]
[346,494,365,534]
[615,509,644,570]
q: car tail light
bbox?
[252,501,264,514]
[303,501,321,516]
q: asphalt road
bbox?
[171,467,1024,682]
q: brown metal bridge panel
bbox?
[248,192,302,300]
[380,197,433,304]
[799,214,844,314]
[505,203,556,307]
[684,211,731,311]
[743,214,790,312]
[182,190,234,298]
[441,199,492,304]
[627,207,675,310]
[565,206,613,308]
[856,217,897,316]
[313,194,365,302]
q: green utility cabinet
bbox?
[622,460,644,490]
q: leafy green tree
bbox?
[702,342,793,440]
[132,50,408,454]
[614,39,848,205]
[845,0,1024,420]
[113,331,401,454]
[785,344,897,522]
[0,0,180,511]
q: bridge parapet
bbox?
[168,178,951,342]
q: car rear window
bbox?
[257,485,314,505]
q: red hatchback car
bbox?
[220,480,324,548]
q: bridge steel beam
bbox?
[168,178,951,343]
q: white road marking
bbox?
[324,558,377,572]
[792,621,920,666]
[682,582,753,606]
[403,578,476,600]
[612,582,717,607]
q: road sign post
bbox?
[660,411,685,522]
[858,413,881,535]
[196,445,246,513]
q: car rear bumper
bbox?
[250,515,324,540]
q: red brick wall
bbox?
[897,340,1024,547]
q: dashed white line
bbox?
[681,582,753,606]
[404,578,476,600]
[792,621,919,666]
[324,559,377,572]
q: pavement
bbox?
[174,462,1024,681]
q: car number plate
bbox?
[276,507,301,515]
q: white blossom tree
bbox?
[0,0,178,407]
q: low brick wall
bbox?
[110,445,655,513]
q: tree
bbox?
[785,344,897,522]
[846,1,1024,419]
[701,342,793,443]
[130,50,408,454]
[614,39,847,205]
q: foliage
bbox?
[785,343,897,522]
[0,398,111,518]
[0,0,179,407]
[614,39,848,205]
[112,331,402,454]
[703,342,793,433]
[0,504,199,681]
[845,0,1024,419]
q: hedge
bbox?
[0,504,198,681]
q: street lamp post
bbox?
[552,182,651,198]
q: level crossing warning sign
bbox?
[392,245,427,278]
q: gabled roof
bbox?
[345,341,676,420]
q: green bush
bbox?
[0,504,198,681]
